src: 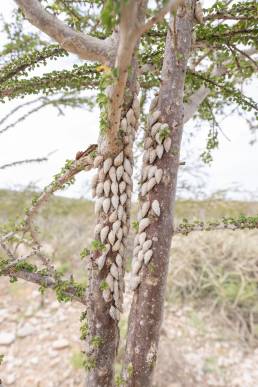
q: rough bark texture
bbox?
[123,2,194,386]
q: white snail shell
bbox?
[95,197,104,214]
[141,201,151,218]
[100,225,109,243]
[103,179,111,197]
[130,275,141,291]
[149,110,161,127]
[142,239,152,253]
[103,158,113,175]
[152,199,160,216]
[124,158,133,176]
[94,223,102,236]
[139,218,150,233]
[156,144,164,159]
[109,210,118,223]
[164,137,172,153]
[110,263,119,280]
[109,166,117,182]
[155,169,163,184]
[144,250,153,264]
[139,232,147,246]
[120,193,127,205]
[148,165,157,180]
[93,155,103,168]
[112,239,121,252]
[108,230,116,245]
[97,254,106,271]
[116,254,123,268]
[111,195,119,209]
[103,198,111,214]
[102,288,112,302]
[114,151,124,167]
[147,177,156,192]
[119,181,126,194]
[106,273,114,292]
[149,148,157,164]
[116,165,124,181]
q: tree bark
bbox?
[123,2,194,386]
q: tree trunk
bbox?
[123,2,194,386]
[85,86,140,386]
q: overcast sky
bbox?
[0,1,257,201]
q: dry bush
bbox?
[168,229,258,343]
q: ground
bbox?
[1,275,258,387]
[1,192,258,386]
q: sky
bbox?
[0,1,257,201]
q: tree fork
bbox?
[122,2,195,386]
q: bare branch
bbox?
[15,0,114,63]
[139,0,182,35]
[0,157,48,170]
[23,144,97,243]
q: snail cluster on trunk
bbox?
[91,95,140,320]
[130,95,171,291]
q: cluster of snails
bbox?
[130,95,172,291]
[91,96,140,320]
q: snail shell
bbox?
[130,275,141,291]
[151,122,162,137]
[120,193,127,205]
[124,158,133,176]
[142,239,152,253]
[100,225,109,243]
[103,158,113,175]
[112,239,121,252]
[144,137,153,150]
[95,197,104,214]
[144,249,153,264]
[103,198,111,214]
[139,232,147,246]
[102,288,112,302]
[110,263,119,280]
[106,273,114,292]
[116,165,124,181]
[108,230,116,245]
[152,199,160,216]
[109,210,118,223]
[114,151,124,167]
[119,181,126,194]
[149,110,161,127]
[164,137,172,153]
[93,155,103,168]
[97,254,106,271]
[109,166,117,182]
[111,195,119,209]
[156,144,164,159]
[139,218,150,233]
[116,254,123,268]
[149,148,157,164]
[103,179,111,197]
[155,169,163,184]
[141,201,151,218]
[147,177,156,192]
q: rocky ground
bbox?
[1,277,258,387]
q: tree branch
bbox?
[139,0,182,35]
[1,267,87,305]
[0,157,48,170]
[15,0,114,63]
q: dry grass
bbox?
[168,230,258,343]
[1,188,258,344]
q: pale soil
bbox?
[1,278,258,387]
